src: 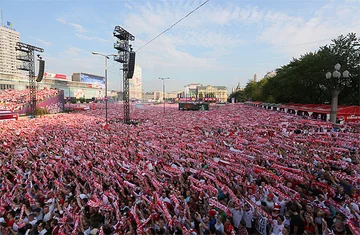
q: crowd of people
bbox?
[0,88,60,112]
[0,103,359,235]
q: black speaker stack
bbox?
[127,51,136,79]
[36,60,45,82]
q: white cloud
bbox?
[62,46,82,57]
[68,22,87,33]
[257,1,360,57]
[121,1,251,71]
[36,39,51,46]
[56,18,87,32]
[28,37,52,46]
[124,3,132,9]
[75,33,110,43]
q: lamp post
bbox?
[325,63,350,123]
[92,52,117,124]
[159,77,170,113]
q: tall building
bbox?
[0,26,21,79]
[129,65,142,100]
[253,73,257,82]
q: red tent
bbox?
[337,106,360,122]
[281,103,360,122]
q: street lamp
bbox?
[92,52,117,124]
[159,77,170,113]
[325,63,350,123]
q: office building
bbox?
[129,65,142,100]
[0,26,21,79]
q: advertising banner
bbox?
[345,115,360,122]
[44,72,67,80]
[178,98,196,102]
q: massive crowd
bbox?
[0,88,60,112]
[0,103,359,235]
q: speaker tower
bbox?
[127,52,135,79]
[36,60,45,82]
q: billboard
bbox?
[44,72,67,80]
[80,73,105,89]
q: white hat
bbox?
[0,217,4,223]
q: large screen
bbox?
[80,73,105,89]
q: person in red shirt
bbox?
[6,211,15,228]
[303,216,316,234]
[224,218,235,235]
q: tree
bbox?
[228,90,246,102]
[199,93,203,101]
[246,33,360,105]
[322,33,360,105]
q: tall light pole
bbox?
[159,77,170,113]
[325,63,350,123]
[92,52,117,124]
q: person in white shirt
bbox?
[283,212,291,228]
[270,215,285,235]
[262,193,275,213]
[214,214,224,234]
[24,213,37,227]
[33,208,43,222]
[42,205,53,222]
[251,193,262,206]
[275,195,287,216]
[229,202,243,229]
[37,222,47,235]
[160,191,171,204]
[242,203,254,232]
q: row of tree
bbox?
[229,33,360,105]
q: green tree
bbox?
[228,90,246,102]
[322,33,360,105]
[255,33,360,105]
[199,93,203,101]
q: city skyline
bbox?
[1,0,360,93]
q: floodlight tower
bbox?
[16,42,44,117]
[113,26,135,124]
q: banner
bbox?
[256,216,268,235]
[178,98,196,102]
[44,72,67,80]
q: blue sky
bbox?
[1,0,360,93]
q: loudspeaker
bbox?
[127,52,135,79]
[36,60,45,82]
